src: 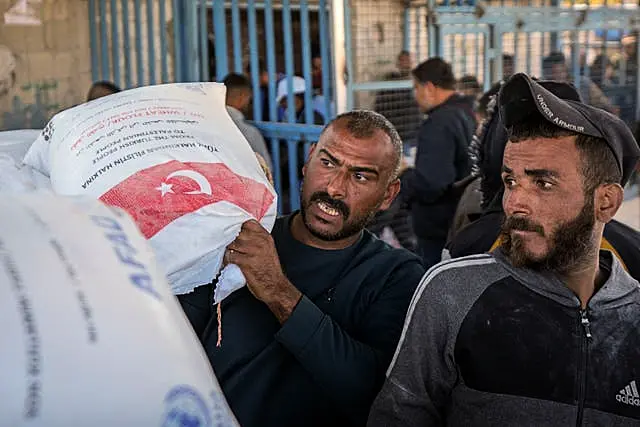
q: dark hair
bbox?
[412,57,456,90]
[458,75,481,91]
[507,114,621,192]
[398,50,411,58]
[323,110,403,179]
[476,82,502,116]
[87,81,121,101]
[542,52,567,77]
[503,54,514,66]
[222,73,252,90]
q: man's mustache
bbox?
[503,216,545,236]
[310,191,350,219]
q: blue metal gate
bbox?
[88,0,338,214]
[88,0,640,212]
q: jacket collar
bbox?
[493,248,639,310]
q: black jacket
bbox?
[401,94,475,240]
[180,215,425,427]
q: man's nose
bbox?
[503,186,532,218]
[326,170,348,200]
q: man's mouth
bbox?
[317,201,341,217]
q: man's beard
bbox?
[300,190,378,242]
[500,197,597,275]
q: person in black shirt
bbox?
[180,111,425,427]
[402,57,475,268]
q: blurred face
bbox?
[413,79,436,112]
[300,123,400,242]
[550,64,569,82]
[500,136,597,274]
[397,54,412,74]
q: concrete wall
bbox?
[0,0,174,131]
[1,0,92,130]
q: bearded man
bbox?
[368,73,640,426]
[180,110,425,427]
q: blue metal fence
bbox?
[88,0,334,214]
[88,0,640,213]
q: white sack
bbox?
[0,193,238,426]
[0,129,41,163]
[23,83,277,301]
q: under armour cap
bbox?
[500,73,640,186]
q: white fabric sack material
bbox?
[0,129,42,163]
[23,83,277,302]
[0,129,50,194]
[0,193,238,426]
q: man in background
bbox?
[223,73,272,167]
[402,57,475,267]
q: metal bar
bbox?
[352,80,413,91]
[99,0,110,80]
[571,30,580,89]
[264,0,280,210]
[334,0,349,114]
[147,0,156,84]
[247,0,262,121]
[89,0,99,83]
[415,4,421,59]
[213,0,229,81]
[159,0,168,83]
[403,7,410,51]
[320,0,333,119]
[121,0,132,87]
[473,32,479,79]
[190,1,200,82]
[287,140,300,211]
[282,0,296,123]
[199,0,209,81]
[172,0,183,82]
[635,31,640,121]
[231,0,243,73]
[253,122,324,139]
[269,138,282,213]
[110,0,121,87]
[300,0,314,125]
[134,0,144,85]
[428,0,437,57]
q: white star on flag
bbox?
[156,182,174,197]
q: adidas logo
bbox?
[616,380,640,406]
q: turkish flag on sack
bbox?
[100,160,275,238]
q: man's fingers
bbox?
[242,219,265,232]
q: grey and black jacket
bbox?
[368,250,640,426]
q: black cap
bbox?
[499,73,640,186]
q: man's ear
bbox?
[594,183,624,223]
[378,178,401,211]
[302,143,318,177]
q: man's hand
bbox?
[224,220,302,323]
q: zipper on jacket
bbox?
[576,309,592,427]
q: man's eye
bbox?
[320,159,333,167]
[503,177,516,187]
[537,180,554,190]
[354,173,368,182]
